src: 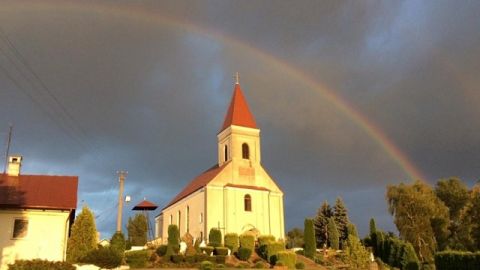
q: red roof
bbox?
[163,163,227,210]
[0,173,78,210]
[133,200,158,210]
[220,83,257,132]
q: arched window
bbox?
[224,145,228,162]
[178,211,181,230]
[169,215,173,225]
[242,143,250,159]
[244,194,252,212]
[186,206,190,232]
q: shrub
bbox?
[168,224,180,247]
[200,261,214,270]
[304,218,316,259]
[258,235,276,246]
[171,254,185,263]
[327,218,339,250]
[7,259,75,270]
[156,244,168,257]
[295,262,305,269]
[202,246,214,256]
[196,253,209,262]
[237,247,253,261]
[255,261,267,268]
[237,262,251,268]
[435,251,480,270]
[277,251,296,269]
[216,255,227,264]
[209,228,222,247]
[185,255,196,263]
[66,206,97,263]
[239,234,255,251]
[215,247,229,256]
[81,246,122,269]
[225,233,239,253]
[217,264,226,268]
[125,250,149,268]
[207,256,217,263]
[110,232,126,256]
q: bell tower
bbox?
[218,80,261,167]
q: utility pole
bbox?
[116,170,127,232]
[3,124,13,173]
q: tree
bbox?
[369,218,377,236]
[314,201,332,248]
[110,232,126,256]
[327,217,339,250]
[463,188,480,250]
[66,206,98,262]
[286,228,304,248]
[345,233,370,269]
[127,214,147,246]
[386,181,449,262]
[304,218,316,259]
[333,197,349,244]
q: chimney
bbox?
[7,155,22,176]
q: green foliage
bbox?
[127,214,148,246]
[66,206,98,263]
[401,242,420,270]
[202,246,214,256]
[258,235,276,246]
[209,228,222,247]
[255,261,267,268]
[314,201,333,248]
[237,247,252,261]
[286,228,304,248]
[156,244,168,257]
[277,251,296,269]
[194,237,202,253]
[258,239,285,265]
[370,218,377,236]
[185,255,196,263]
[464,188,480,250]
[195,253,209,262]
[216,255,227,264]
[345,233,370,269]
[372,230,420,270]
[346,222,358,238]
[295,262,305,269]
[327,217,339,250]
[304,218,316,259]
[166,224,180,257]
[200,260,214,270]
[8,259,75,270]
[110,232,126,256]
[171,254,185,263]
[215,247,229,256]
[239,234,255,251]
[435,251,480,270]
[333,197,350,245]
[386,181,449,262]
[125,250,149,268]
[225,233,239,252]
[81,246,122,269]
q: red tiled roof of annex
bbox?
[0,173,78,210]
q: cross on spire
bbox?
[234,72,240,84]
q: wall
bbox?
[0,209,70,270]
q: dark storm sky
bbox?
[0,0,479,239]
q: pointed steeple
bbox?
[220,83,257,132]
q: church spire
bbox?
[220,82,257,132]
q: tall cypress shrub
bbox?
[66,206,98,263]
[327,217,339,250]
[304,218,316,259]
[208,228,222,247]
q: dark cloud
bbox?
[0,0,479,238]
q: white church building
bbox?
[155,80,285,243]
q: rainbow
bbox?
[1,1,425,181]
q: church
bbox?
[155,79,285,243]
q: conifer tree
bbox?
[327,217,339,250]
[314,201,332,248]
[66,206,98,263]
[127,214,148,246]
[369,218,377,236]
[333,197,349,244]
[110,232,126,256]
[304,218,316,259]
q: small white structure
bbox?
[0,156,78,270]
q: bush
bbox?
[110,231,126,257]
[156,244,168,257]
[171,254,185,263]
[215,247,229,256]
[237,262,251,268]
[196,253,209,262]
[209,228,222,247]
[225,233,239,253]
[200,261,214,270]
[185,255,196,263]
[258,235,276,246]
[435,251,480,270]
[217,264,226,268]
[237,247,253,261]
[168,224,180,247]
[239,234,255,251]
[216,255,227,264]
[295,262,305,269]
[255,261,267,268]
[277,251,296,269]
[207,256,217,263]
[8,259,75,270]
[202,246,214,256]
[125,250,149,268]
[304,218,316,259]
[81,247,122,269]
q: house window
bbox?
[12,219,28,239]
[244,194,252,212]
[178,211,181,230]
[170,215,173,225]
[224,145,228,162]
[242,143,249,159]
[200,212,203,223]
[186,206,190,232]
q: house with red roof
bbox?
[0,156,78,269]
[155,80,285,243]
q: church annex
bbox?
[155,80,285,243]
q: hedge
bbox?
[239,234,255,251]
[237,247,252,261]
[8,259,75,270]
[201,246,214,256]
[216,255,227,264]
[125,250,149,268]
[81,247,122,269]
[171,254,185,263]
[156,245,168,257]
[225,233,239,252]
[258,235,276,246]
[215,247,229,256]
[277,251,297,269]
[209,228,222,247]
[435,251,480,270]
